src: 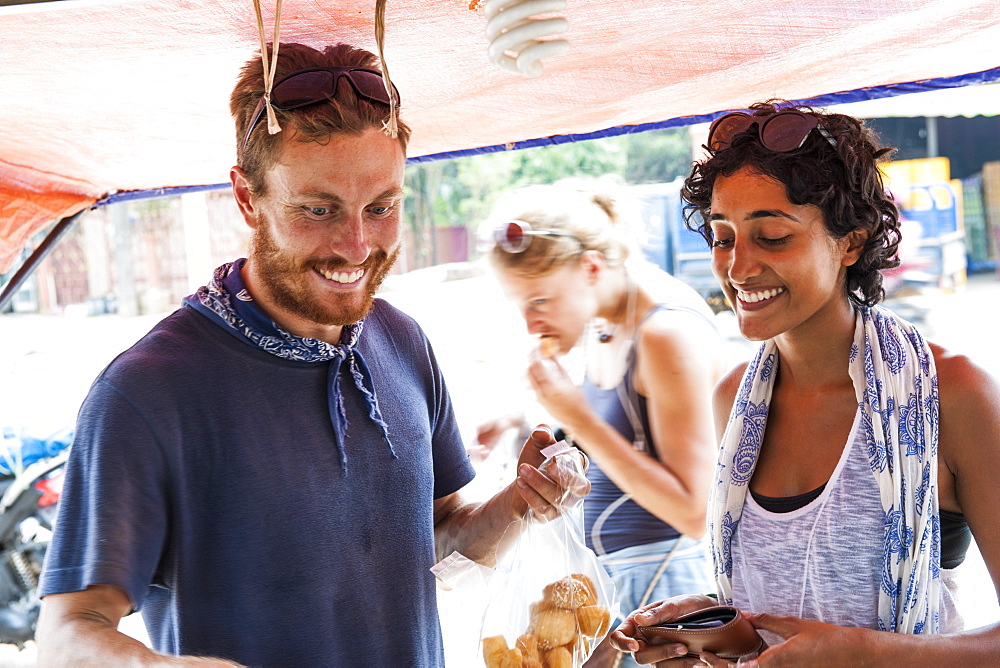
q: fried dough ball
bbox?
[529,598,557,618]
[576,604,611,638]
[531,608,577,650]
[571,573,597,599]
[483,635,509,668]
[539,335,559,357]
[517,633,543,665]
[497,648,522,668]
[543,575,597,610]
[565,634,593,657]
[489,573,605,666]
[544,645,574,668]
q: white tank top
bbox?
[730,410,963,640]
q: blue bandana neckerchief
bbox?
[182,260,395,472]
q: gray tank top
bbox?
[730,410,963,640]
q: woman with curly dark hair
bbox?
[609,101,1000,666]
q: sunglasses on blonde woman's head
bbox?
[707,109,837,153]
[242,66,401,151]
[493,220,583,254]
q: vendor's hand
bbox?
[610,594,719,666]
[512,425,590,521]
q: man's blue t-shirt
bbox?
[40,298,475,666]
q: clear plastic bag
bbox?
[478,441,619,668]
[432,551,497,666]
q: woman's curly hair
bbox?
[681,100,901,306]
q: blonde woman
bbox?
[485,182,727,666]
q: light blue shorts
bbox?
[598,537,714,668]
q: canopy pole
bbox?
[0,211,84,313]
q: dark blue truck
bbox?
[631,180,728,312]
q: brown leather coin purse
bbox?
[637,605,765,661]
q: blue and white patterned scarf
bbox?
[708,305,940,633]
[182,260,394,472]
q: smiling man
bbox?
[236,130,405,336]
[34,42,574,667]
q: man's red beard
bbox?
[250,217,400,327]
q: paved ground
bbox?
[1,268,998,665]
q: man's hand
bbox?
[510,425,591,521]
[434,425,591,565]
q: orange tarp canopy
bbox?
[2,0,1000,272]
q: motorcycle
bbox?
[0,427,71,648]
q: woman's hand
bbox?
[470,412,526,461]
[738,612,872,667]
[526,355,589,427]
[638,613,875,667]
[609,594,719,665]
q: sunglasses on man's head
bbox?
[241,66,401,151]
[707,109,837,153]
[493,220,582,254]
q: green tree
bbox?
[620,128,694,184]
[403,126,692,268]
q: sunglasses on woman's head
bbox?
[707,109,837,153]
[493,220,582,254]
[241,66,401,151]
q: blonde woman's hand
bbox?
[526,355,587,427]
